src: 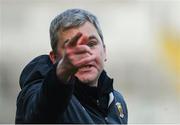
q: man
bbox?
[15,9,128,124]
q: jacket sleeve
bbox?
[15,55,75,123]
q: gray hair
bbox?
[49,8,104,53]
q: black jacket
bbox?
[15,55,128,124]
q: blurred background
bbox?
[0,0,180,123]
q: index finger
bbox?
[65,32,82,47]
[77,34,88,45]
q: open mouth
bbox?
[79,65,94,72]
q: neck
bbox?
[88,80,98,87]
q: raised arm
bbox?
[15,32,94,123]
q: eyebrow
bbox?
[88,35,98,41]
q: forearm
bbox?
[16,65,75,123]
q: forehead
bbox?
[59,22,101,43]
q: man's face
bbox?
[57,22,106,86]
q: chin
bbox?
[75,73,99,86]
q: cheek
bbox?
[94,49,105,66]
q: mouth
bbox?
[78,64,95,72]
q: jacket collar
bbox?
[97,70,114,97]
[74,70,114,114]
[74,70,114,98]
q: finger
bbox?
[68,52,91,64]
[77,34,88,45]
[62,39,69,48]
[74,55,96,68]
[74,45,92,55]
[66,32,82,47]
[65,45,92,57]
[74,53,91,61]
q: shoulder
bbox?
[113,90,128,110]
[113,91,126,102]
[19,55,53,89]
[113,90,128,123]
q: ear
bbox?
[49,51,56,64]
[103,45,107,62]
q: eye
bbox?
[87,40,97,47]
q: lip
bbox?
[78,63,96,72]
[85,62,97,69]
